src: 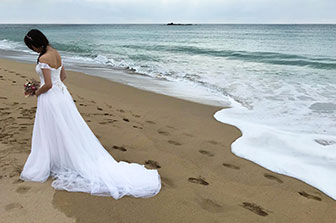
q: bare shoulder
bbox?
[39,47,62,68]
[39,53,52,64]
[50,47,62,60]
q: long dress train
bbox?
[20,61,161,199]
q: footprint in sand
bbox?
[1,111,11,116]
[188,176,209,185]
[5,202,23,211]
[117,109,125,113]
[298,191,322,201]
[158,130,170,136]
[133,125,143,129]
[112,145,127,152]
[144,160,161,169]
[97,107,103,111]
[182,132,194,137]
[145,120,156,124]
[264,173,283,183]
[107,119,117,123]
[241,202,269,217]
[16,186,31,194]
[168,140,182,146]
[18,141,28,144]
[0,96,7,99]
[207,140,219,145]
[198,198,224,213]
[12,179,24,184]
[199,150,214,157]
[222,163,240,170]
[166,125,176,130]
[122,118,130,122]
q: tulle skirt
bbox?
[20,83,161,199]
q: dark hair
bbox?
[24,29,50,63]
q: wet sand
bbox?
[0,58,335,223]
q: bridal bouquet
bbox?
[24,79,40,97]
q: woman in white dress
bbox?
[20,29,161,200]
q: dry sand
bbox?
[0,58,336,223]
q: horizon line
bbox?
[0,23,336,25]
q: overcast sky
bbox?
[1,0,335,24]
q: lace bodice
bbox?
[35,60,67,93]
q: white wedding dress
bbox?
[20,60,161,199]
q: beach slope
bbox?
[0,58,335,223]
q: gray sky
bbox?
[1,0,335,24]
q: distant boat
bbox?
[167,22,192,26]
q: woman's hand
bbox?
[34,89,40,97]
[34,84,51,97]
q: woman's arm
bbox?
[35,68,52,97]
[60,66,67,82]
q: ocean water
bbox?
[1,24,336,198]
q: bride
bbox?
[20,29,161,199]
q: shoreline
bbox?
[1,57,336,222]
[0,49,228,108]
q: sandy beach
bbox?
[1,57,336,223]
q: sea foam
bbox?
[214,104,336,200]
